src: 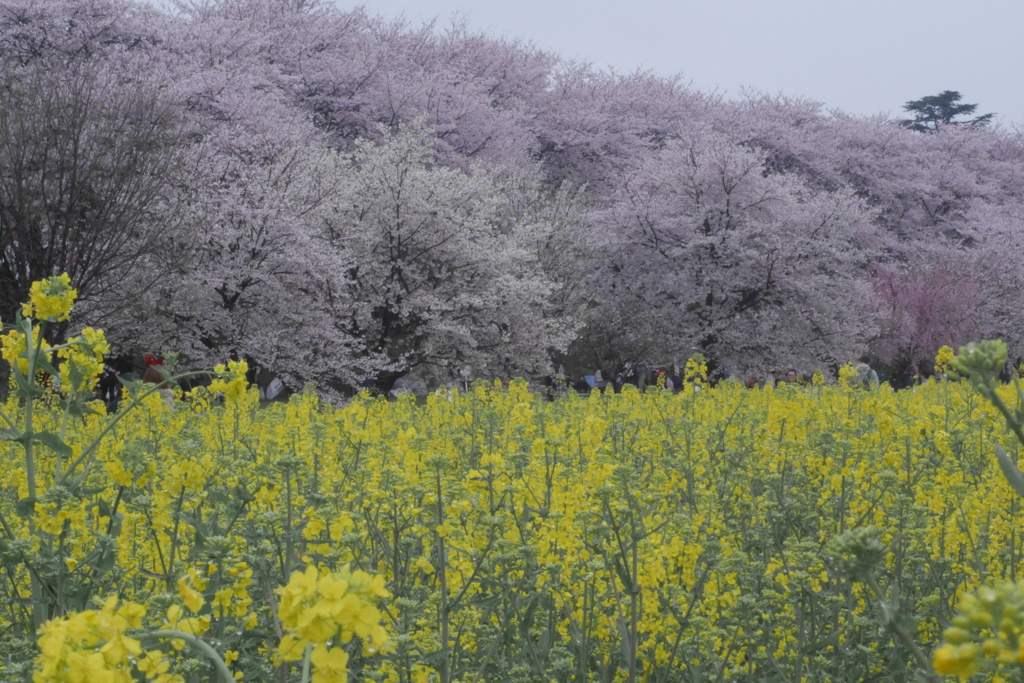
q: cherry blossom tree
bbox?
[91,0,375,392]
[7,0,1024,390]
[0,0,188,328]
[317,123,588,389]
[532,65,711,192]
[871,260,984,368]
[591,126,879,374]
[723,94,1024,368]
[111,142,373,394]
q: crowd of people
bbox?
[81,350,981,413]
[541,355,895,400]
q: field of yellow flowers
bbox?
[3,370,1023,681]
[4,276,1024,683]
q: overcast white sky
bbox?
[345,0,1024,125]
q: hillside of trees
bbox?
[2,0,1022,393]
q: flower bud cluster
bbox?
[933,581,1024,679]
[950,340,1009,380]
[827,526,885,582]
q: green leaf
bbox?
[118,376,142,401]
[60,397,102,418]
[33,431,72,458]
[234,484,255,505]
[995,445,1024,499]
[519,593,540,635]
[240,630,276,641]
[68,401,100,418]
[12,370,45,399]
[887,579,901,611]
[107,513,124,537]
[70,584,93,612]
[179,513,209,546]
[77,486,107,496]
[0,427,22,441]
[35,353,58,378]
[466,594,502,609]
[878,598,895,627]
[91,548,116,576]
[612,554,633,592]
[537,625,553,654]
[419,649,449,666]
[15,497,37,518]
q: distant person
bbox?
[602,359,618,384]
[786,369,798,384]
[142,366,174,408]
[851,356,880,389]
[96,365,121,413]
[389,377,410,400]
[745,373,758,389]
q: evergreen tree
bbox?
[899,90,993,132]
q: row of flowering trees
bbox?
[1,0,1022,391]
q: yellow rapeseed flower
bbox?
[310,643,349,683]
[22,272,77,322]
[177,576,206,613]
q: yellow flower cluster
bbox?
[1,277,105,393]
[34,597,175,683]
[22,273,77,322]
[58,327,110,394]
[935,344,956,375]
[837,361,858,386]
[684,353,707,385]
[278,565,391,682]
[196,557,254,621]
[207,359,249,402]
[1,324,50,376]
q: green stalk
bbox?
[143,630,235,682]
[25,320,44,631]
[434,466,450,683]
[301,641,312,683]
[863,574,939,682]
